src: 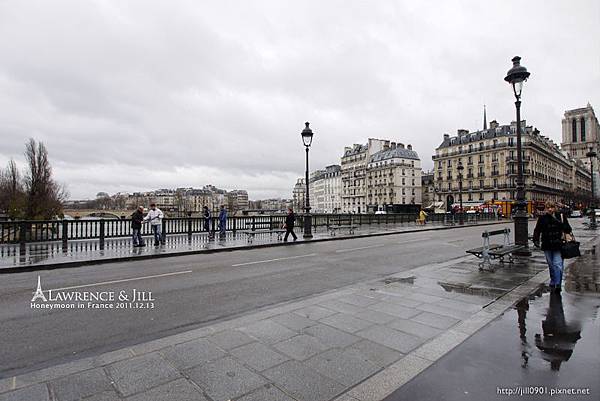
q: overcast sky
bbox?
[1,0,599,200]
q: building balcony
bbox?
[477,173,485,177]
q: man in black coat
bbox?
[283,207,297,242]
[533,201,572,293]
[131,206,146,247]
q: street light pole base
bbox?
[303,234,313,239]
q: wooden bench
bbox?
[239,221,286,243]
[466,228,524,272]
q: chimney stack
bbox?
[443,134,450,140]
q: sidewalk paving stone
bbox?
[234,384,296,401]
[82,391,121,401]
[293,305,337,321]
[48,368,113,401]
[185,357,266,401]
[106,353,181,397]
[343,340,403,369]
[356,325,425,354]
[410,311,460,330]
[415,302,475,320]
[386,318,443,339]
[271,312,317,331]
[229,342,290,372]
[336,294,380,308]
[239,320,297,345]
[305,348,380,386]
[123,379,207,401]
[160,338,226,370]
[319,300,364,315]
[377,295,422,308]
[263,360,346,401]
[319,313,375,333]
[0,384,49,401]
[207,330,255,350]
[432,298,483,313]
[351,309,397,325]
[366,302,421,319]
[273,335,329,361]
[302,324,361,348]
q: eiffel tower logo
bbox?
[31,276,47,302]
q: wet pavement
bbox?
[384,250,600,401]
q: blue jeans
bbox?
[132,228,144,246]
[544,250,563,287]
[151,224,163,244]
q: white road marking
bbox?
[398,237,432,244]
[335,244,386,253]
[47,270,193,292]
[232,253,318,267]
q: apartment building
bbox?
[309,165,342,213]
[432,120,591,209]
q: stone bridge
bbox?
[63,209,132,219]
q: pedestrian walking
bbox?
[143,203,165,246]
[131,206,146,247]
[203,206,213,239]
[283,207,297,242]
[218,205,227,238]
[418,209,428,225]
[533,201,572,294]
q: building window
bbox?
[479,193,484,200]
[469,144,473,152]
[468,193,473,201]
[581,117,586,141]
[572,119,577,142]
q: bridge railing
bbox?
[0,213,499,249]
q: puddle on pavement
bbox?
[385,288,600,401]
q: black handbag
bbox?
[561,234,580,259]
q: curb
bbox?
[0,220,509,274]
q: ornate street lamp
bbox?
[505,56,531,255]
[301,122,314,239]
[586,147,597,229]
[457,161,464,225]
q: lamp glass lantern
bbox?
[301,122,313,147]
[504,56,530,100]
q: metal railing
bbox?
[1,213,499,251]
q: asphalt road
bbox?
[0,222,514,378]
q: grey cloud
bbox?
[0,0,599,199]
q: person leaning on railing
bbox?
[131,206,146,247]
[143,203,165,246]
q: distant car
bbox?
[595,209,600,217]
[571,210,582,218]
[375,210,387,215]
[466,210,477,214]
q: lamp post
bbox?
[586,147,597,229]
[504,56,531,255]
[301,122,314,239]
[457,161,464,225]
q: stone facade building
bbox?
[309,165,342,213]
[292,178,306,212]
[421,171,435,208]
[432,120,591,210]
[561,104,599,197]
[366,144,421,213]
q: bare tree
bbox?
[0,159,26,218]
[23,138,67,219]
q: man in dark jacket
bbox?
[131,206,146,247]
[283,207,297,242]
[203,206,213,239]
[533,201,572,293]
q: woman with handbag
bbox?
[533,201,572,293]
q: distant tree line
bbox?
[0,139,68,220]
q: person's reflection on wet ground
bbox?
[515,297,530,368]
[534,291,582,371]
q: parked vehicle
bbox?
[571,210,582,218]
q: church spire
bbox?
[483,104,487,130]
